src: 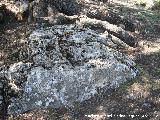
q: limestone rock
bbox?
[8,24,137,115]
[7,62,32,84]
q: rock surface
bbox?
[8,24,137,115]
[0,66,8,119]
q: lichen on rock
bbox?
[8,24,138,115]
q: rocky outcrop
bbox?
[0,0,139,117]
[7,24,138,115]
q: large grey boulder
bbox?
[8,24,137,115]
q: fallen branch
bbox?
[78,15,137,47]
[85,5,136,32]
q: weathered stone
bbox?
[7,62,32,84]
[8,24,137,115]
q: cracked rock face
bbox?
[8,24,137,115]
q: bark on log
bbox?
[79,16,137,47]
[54,14,136,48]
[86,8,136,32]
